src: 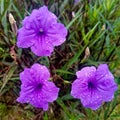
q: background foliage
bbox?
[0,0,120,120]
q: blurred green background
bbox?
[0,0,120,120]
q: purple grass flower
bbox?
[17,63,59,111]
[17,6,67,56]
[71,64,118,110]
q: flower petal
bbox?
[17,27,36,48]
[29,91,49,111]
[29,9,43,32]
[17,86,34,103]
[30,63,50,82]
[46,23,67,46]
[31,36,54,56]
[37,6,57,30]
[20,68,34,84]
[96,64,118,101]
[76,66,96,79]
[42,82,59,102]
[71,78,88,99]
[80,89,103,110]
[96,64,111,81]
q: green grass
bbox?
[0,0,120,119]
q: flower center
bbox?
[36,83,43,90]
[39,28,44,35]
[88,81,95,89]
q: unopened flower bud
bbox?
[101,24,106,31]
[81,47,90,63]
[72,11,75,18]
[9,13,18,35]
[85,47,90,58]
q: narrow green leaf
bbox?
[0,0,4,14]
[55,69,74,75]
[0,65,17,93]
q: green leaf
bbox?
[55,69,74,75]
[0,65,17,93]
[0,0,4,14]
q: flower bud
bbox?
[9,13,17,35]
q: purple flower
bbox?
[74,0,80,4]
[71,64,117,110]
[17,6,67,56]
[17,63,59,111]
